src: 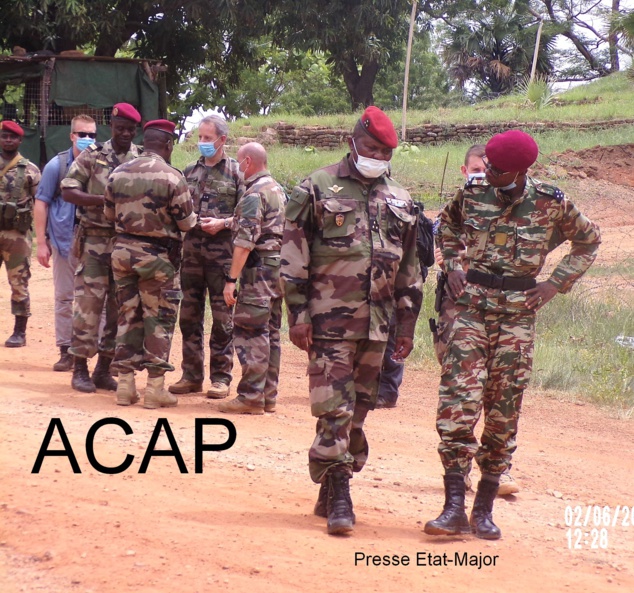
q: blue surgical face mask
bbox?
[76,137,94,151]
[198,141,217,158]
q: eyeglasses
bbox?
[482,158,506,178]
[73,132,97,139]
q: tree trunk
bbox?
[609,0,620,72]
[341,55,380,111]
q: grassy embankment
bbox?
[173,73,634,414]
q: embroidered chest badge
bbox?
[328,185,343,194]
[335,213,345,227]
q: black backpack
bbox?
[414,201,435,280]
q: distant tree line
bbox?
[1,1,633,124]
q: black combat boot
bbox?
[72,357,96,393]
[314,476,330,518]
[53,346,74,372]
[5,315,28,348]
[92,354,118,391]
[424,473,471,536]
[470,477,502,540]
[326,469,355,535]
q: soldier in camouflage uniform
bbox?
[281,107,423,535]
[104,120,196,409]
[169,115,242,399]
[61,103,141,393]
[0,121,41,347]
[211,142,287,415]
[424,130,601,540]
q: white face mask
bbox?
[500,172,520,191]
[467,172,486,185]
[237,158,247,183]
[352,139,390,179]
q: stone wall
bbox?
[272,119,634,149]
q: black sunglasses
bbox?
[74,132,97,139]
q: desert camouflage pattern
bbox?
[61,140,140,229]
[232,170,286,406]
[307,338,386,483]
[435,176,600,476]
[440,177,601,313]
[0,156,40,316]
[436,307,535,475]
[103,153,196,238]
[281,155,422,482]
[178,155,242,385]
[63,140,139,360]
[281,156,422,341]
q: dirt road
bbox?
[1,169,633,593]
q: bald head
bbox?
[238,142,267,168]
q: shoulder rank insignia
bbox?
[535,182,565,202]
[328,185,343,194]
[386,196,407,208]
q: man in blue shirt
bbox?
[34,115,97,371]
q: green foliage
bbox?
[516,74,554,109]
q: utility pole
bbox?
[401,0,418,142]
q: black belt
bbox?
[118,232,179,249]
[466,269,536,291]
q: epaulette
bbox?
[463,180,489,192]
[85,142,104,154]
[534,181,565,202]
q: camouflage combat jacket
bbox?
[103,153,197,239]
[183,154,241,237]
[440,176,601,314]
[0,154,41,209]
[61,139,140,229]
[233,170,286,253]
[281,155,423,342]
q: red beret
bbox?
[359,106,398,149]
[485,130,538,172]
[1,120,24,137]
[143,119,176,135]
[111,103,141,123]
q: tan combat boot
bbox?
[116,372,140,406]
[218,397,264,415]
[144,375,178,409]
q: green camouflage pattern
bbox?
[440,177,601,313]
[433,284,459,365]
[63,140,139,360]
[0,155,40,316]
[436,307,534,475]
[103,153,196,238]
[232,170,286,406]
[178,155,242,385]
[280,156,423,341]
[307,338,386,483]
[61,139,140,229]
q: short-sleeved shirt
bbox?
[35,149,75,258]
[61,139,140,229]
[104,152,196,239]
[232,170,286,253]
[0,154,41,209]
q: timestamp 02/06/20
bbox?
[564,505,632,550]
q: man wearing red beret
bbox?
[425,129,601,540]
[61,103,142,394]
[281,106,423,535]
[0,120,41,347]
[104,120,196,408]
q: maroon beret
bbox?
[1,120,24,137]
[485,130,538,172]
[359,106,398,149]
[144,119,176,135]
[111,103,141,124]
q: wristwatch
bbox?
[225,273,238,283]
[224,218,231,229]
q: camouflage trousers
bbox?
[111,238,181,376]
[0,229,31,316]
[378,311,405,404]
[436,305,535,476]
[179,232,233,384]
[70,235,118,360]
[433,291,459,365]
[233,258,282,407]
[307,338,387,483]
